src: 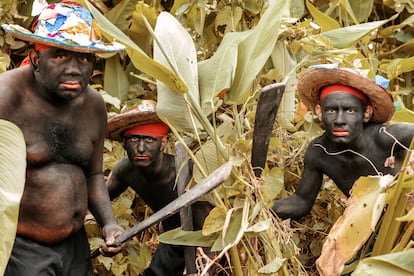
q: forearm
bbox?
[88,173,117,227]
[272,194,313,220]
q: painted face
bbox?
[35,47,95,100]
[124,134,163,167]
[319,92,367,144]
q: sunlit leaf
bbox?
[129,3,158,55]
[158,227,217,247]
[225,0,287,104]
[211,208,243,251]
[353,249,414,276]
[0,120,26,274]
[380,56,414,81]
[320,19,392,48]
[316,176,390,275]
[305,0,340,32]
[154,12,201,132]
[348,0,374,23]
[198,31,250,112]
[202,206,227,236]
[78,0,188,95]
[258,257,286,273]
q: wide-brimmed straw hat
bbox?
[2,2,125,53]
[106,100,165,141]
[297,67,395,123]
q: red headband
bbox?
[320,84,369,105]
[35,43,51,51]
[124,123,169,137]
[20,43,51,67]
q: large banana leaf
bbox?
[77,0,188,95]
[153,11,201,132]
[225,0,287,104]
[0,120,26,274]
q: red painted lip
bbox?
[332,129,349,137]
[133,155,149,161]
[61,81,81,90]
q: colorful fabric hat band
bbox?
[320,84,369,105]
[124,123,169,138]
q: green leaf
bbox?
[258,257,287,273]
[157,227,218,247]
[305,0,340,32]
[198,30,250,111]
[353,249,414,276]
[225,0,287,104]
[154,12,201,132]
[106,0,139,32]
[380,56,414,80]
[103,56,129,101]
[348,0,374,23]
[78,0,188,95]
[320,19,392,48]
[0,119,26,274]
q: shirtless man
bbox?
[1,2,126,275]
[106,100,209,275]
[273,67,414,219]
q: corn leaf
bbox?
[0,119,26,274]
[320,19,392,49]
[225,0,287,104]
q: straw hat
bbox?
[106,100,164,141]
[1,2,125,53]
[297,67,395,123]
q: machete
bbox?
[91,161,233,258]
[251,83,285,177]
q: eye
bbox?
[144,137,155,143]
[79,55,94,64]
[325,108,335,114]
[128,136,138,142]
[347,108,355,114]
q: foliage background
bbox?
[2,0,414,275]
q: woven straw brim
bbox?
[297,68,395,123]
[2,25,124,54]
[106,111,162,141]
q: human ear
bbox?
[363,105,373,123]
[160,136,168,151]
[315,104,322,120]
[28,49,40,72]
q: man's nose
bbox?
[65,57,82,74]
[137,140,145,152]
[334,110,346,124]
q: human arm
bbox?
[87,95,125,256]
[272,145,324,219]
[106,157,130,200]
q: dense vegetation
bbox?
[2,0,414,275]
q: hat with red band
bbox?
[297,67,395,123]
[2,1,125,54]
[106,100,169,141]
